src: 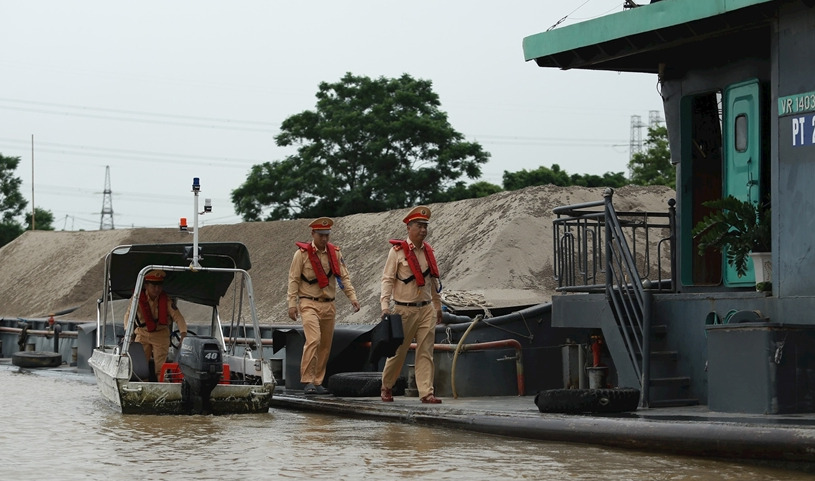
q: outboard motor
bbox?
[177,335,223,414]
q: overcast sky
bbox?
[0,1,663,230]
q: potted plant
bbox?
[692,195,771,290]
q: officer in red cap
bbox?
[287,217,361,395]
[125,269,187,380]
[379,205,443,404]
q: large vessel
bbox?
[520,0,815,413]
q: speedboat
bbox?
[89,179,275,414]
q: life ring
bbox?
[327,372,407,397]
[534,388,640,414]
[11,351,63,368]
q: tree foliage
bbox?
[0,154,54,248]
[0,154,28,247]
[24,207,55,231]
[232,72,490,221]
[628,125,674,189]
[1,154,27,223]
[502,164,628,191]
[433,180,503,202]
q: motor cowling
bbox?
[178,335,223,414]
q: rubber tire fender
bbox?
[327,372,407,397]
[11,351,63,368]
[534,388,641,414]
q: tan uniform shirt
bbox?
[380,239,441,311]
[287,242,358,308]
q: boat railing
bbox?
[552,190,676,294]
[553,188,676,407]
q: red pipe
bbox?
[359,339,526,396]
[591,336,603,367]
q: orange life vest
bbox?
[389,239,440,288]
[137,290,169,332]
[296,241,342,289]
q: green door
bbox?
[723,79,761,286]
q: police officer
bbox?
[287,217,360,395]
[125,269,187,379]
[380,206,443,404]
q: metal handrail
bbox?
[552,188,676,407]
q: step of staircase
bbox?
[648,397,700,408]
[649,376,690,387]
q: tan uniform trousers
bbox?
[382,303,436,398]
[299,298,337,386]
[134,325,171,377]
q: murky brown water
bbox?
[1,369,813,480]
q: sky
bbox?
[0,1,663,230]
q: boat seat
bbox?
[128,342,151,381]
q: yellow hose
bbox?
[451,314,482,399]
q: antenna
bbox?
[99,165,115,230]
[180,177,212,269]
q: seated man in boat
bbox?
[125,269,188,380]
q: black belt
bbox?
[300,296,335,302]
[394,300,431,307]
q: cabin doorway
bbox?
[680,79,767,287]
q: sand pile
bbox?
[0,185,674,325]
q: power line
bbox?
[0,137,266,168]
[0,98,277,133]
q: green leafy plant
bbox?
[692,195,771,278]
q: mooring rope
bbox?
[441,290,494,319]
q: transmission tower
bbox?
[629,115,646,177]
[629,110,665,177]
[648,109,664,129]
[99,165,115,230]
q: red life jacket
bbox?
[137,290,169,332]
[295,241,342,288]
[389,239,440,287]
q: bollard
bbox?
[71,346,78,367]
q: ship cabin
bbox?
[523,0,815,413]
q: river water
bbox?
[1,369,813,481]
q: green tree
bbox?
[23,207,55,231]
[232,72,490,221]
[628,125,674,189]
[0,154,28,247]
[569,171,628,188]
[502,164,627,191]
[435,180,502,202]
[0,154,55,247]
[502,164,571,190]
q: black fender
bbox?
[11,351,63,368]
[327,372,407,397]
[534,388,640,414]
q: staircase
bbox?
[553,189,696,408]
[643,324,698,408]
[599,192,697,408]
